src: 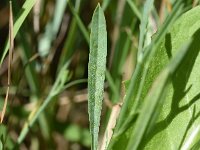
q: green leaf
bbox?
[113,1,183,135]
[109,5,200,150]
[88,4,107,150]
[137,0,154,56]
[127,39,193,150]
[0,140,2,150]
[0,125,14,149]
[141,7,200,150]
[38,0,68,57]
[182,124,200,150]
[68,1,89,44]
[127,0,142,20]
[0,0,37,65]
[141,6,200,150]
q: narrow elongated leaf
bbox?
[0,1,14,123]
[182,125,200,150]
[127,0,141,20]
[137,0,154,56]
[57,0,81,71]
[17,62,70,144]
[38,0,68,57]
[0,140,2,150]
[88,4,107,150]
[0,0,37,65]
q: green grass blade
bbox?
[0,0,37,65]
[0,140,2,150]
[181,125,200,150]
[118,19,136,75]
[18,31,39,95]
[68,1,90,44]
[17,62,70,144]
[38,0,68,57]
[137,0,154,57]
[88,4,107,150]
[58,0,90,69]
[191,139,200,150]
[102,0,111,11]
[10,1,50,139]
[57,0,82,71]
[52,0,68,35]
[105,70,118,99]
[127,0,142,20]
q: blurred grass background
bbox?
[0,0,198,149]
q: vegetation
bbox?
[0,0,200,149]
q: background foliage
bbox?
[0,0,200,150]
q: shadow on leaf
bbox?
[140,28,200,149]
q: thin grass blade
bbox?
[17,62,70,144]
[68,1,89,44]
[0,0,37,65]
[137,0,154,57]
[127,0,142,20]
[0,1,14,123]
[38,0,68,57]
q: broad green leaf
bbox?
[116,6,200,150]
[110,5,200,150]
[88,4,107,150]
[113,1,183,135]
[0,0,37,65]
[141,6,200,150]
[126,39,194,150]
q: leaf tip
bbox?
[95,3,103,12]
[97,3,101,7]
